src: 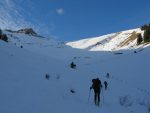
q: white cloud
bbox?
[56,8,64,15]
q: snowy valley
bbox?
[0,28,150,113]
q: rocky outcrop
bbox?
[17,28,37,35]
[0,34,8,42]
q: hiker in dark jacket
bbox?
[104,81,108,90]
[90,78,102,105]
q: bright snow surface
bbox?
[0,29,150,113]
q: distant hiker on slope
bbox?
[104,81,108,90]
[45,74,50,80]
[90,78,102,106]
[70,62,76,69]
[106,73,110,78]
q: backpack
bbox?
[92,78,101,89]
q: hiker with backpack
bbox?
[90,78,102,106]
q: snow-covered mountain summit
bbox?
[67,28,147,51]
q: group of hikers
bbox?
[70,61,109,106]
[46,61,108,106]
[90,78,108,106]
[69,61,109,106]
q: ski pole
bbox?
[101,87,104,105]
[88,89,91,103]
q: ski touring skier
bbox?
[90,78,102,106]
[104,81,108,90]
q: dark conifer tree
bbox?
[143,25,150,43]
[137,34,143,45]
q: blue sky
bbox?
[2,0,150,41]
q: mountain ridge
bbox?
[67,28,149,51]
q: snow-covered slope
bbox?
[67,28,146,51]
[0,29,150,113]
[4,30,99,60]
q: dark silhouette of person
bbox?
[70,62,76,69]
[104,81,108,90]
[45,74,50,80]
[90,78,102,106]
[106,73,110,78]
